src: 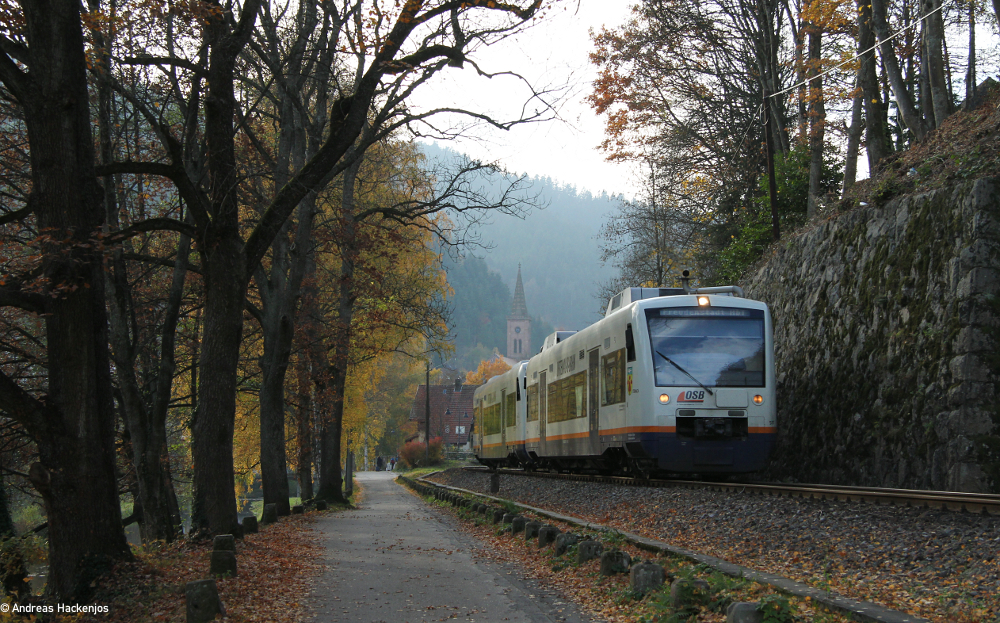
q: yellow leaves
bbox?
[466,354,511,384]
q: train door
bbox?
[588,348,600,456]
[500,389,507,450]
[474,400,481,455]
[538,371,547,455]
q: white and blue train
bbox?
[472,280,776,477]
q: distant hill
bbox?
[421,142,619,332]
[439,254,554,370]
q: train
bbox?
[472,279,775,477]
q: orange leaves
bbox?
[465,354,511,384]
[88,514,321,623]
[799,0,855,32]
[131,0,224,25]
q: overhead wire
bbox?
[767,0,952,100]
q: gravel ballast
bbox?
[427,469,999,622]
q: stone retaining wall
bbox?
[744,177,1000,492]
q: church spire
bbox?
[510,263,529,319]
[506,264,531,359]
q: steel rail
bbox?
[462,466,1000,515]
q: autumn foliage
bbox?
[465,354,511,384]
[399,437,444,468]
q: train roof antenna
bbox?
[679,269,693,294]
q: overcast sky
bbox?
[411,2,637,198]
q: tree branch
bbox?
[95,161,212,229]
[117,54,206,76]
[0,36,28,100]
[0,288,46,313]
[104,217,198,243]
[0,203,33,227]
[0,369,50,439]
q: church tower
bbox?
[507,265,531,359]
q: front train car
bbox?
[521,285,775,477]
[622,288,776,475]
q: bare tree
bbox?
[98,0,551,535]
[856,0,892,171]
[871,0,929,141]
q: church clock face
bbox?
[514,326,521,333]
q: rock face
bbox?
[261,503,278,525]
[669,578,709,608]
[745,178,1000,492]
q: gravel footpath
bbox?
[427,469,1000,623]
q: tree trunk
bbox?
[315,157,362,504]
[189,5,260,538]
[919,41,935,127]
[295,332,315,501]
[856,0,890,170]
[871,0,929,141]
[92,2,183,541]
[190,231,247,537]
[6,1,134,598]
[967,0,976,102]
[294,250,321,502]
[256,193,320,514]
[257,218,295,518]
[755,0,790,153]
[922,0,951,127]
[255,15,321,514]
[842,92,864,192]
[806,26,825,219]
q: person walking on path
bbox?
[305,471,594,622]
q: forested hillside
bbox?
[423,143,618,331]
[440,254,555,369]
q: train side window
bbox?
[625,324,636,362]
[601,348,626,405]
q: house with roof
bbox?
[408,377,480,450]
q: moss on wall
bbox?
[745,178,1000,492]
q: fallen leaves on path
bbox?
[428,470,995,623]
[49,513,323,623]
[414,490,853,623]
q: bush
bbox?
[716,143,841,283]
[398,437,444,468]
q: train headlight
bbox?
[697,296,710,306]
[659,394,670,404]
[753,394,764,405]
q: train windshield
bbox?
[645,307,765,388]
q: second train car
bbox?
[473,281,775,477]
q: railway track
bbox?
[463,466,1000,516]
